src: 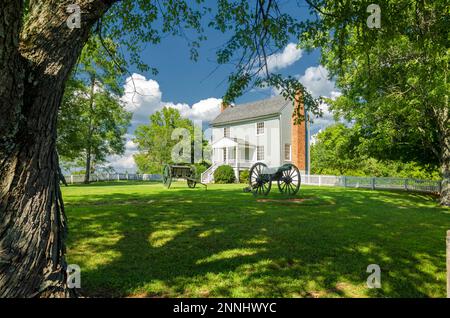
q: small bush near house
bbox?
[214,165,236,183]
[193,161,211,178]
[239,169,249,183]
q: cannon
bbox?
[162,164,206,189]
[245,162,301,196]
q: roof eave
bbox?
[210,113,281,127]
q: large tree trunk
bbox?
[84,75,96,184]
[439,65,450,206]
[441,163,450,207]
[0,0,115,297]
[440,129,450,206]
[84,147,93,184]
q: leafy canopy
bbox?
[58,78,131,172]
[133,107,197,174]
[311,124,440,180]
[84,0,322,122]
[298,0,449,171]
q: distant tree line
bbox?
[311,124,440,180]
[133,107,211,176]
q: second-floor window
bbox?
[224,127,230,138]
[256,122,264,135]
[257,145,264,161]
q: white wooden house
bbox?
[201,95,310,183]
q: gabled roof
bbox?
[211,95,291,126]
[211,137,255,149]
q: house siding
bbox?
[212,116,281,167]
[205,95,309,184]
[279,101,294,165]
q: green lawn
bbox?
[63,181,450,298]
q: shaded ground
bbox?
[63,181,450,297]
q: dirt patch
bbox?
[304,282,359,298]
[257,198,310,203]
[126,292,149,298]
[126,291,173,298]
[255,196,336,206]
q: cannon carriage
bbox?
[246,162,301,196]
[162,164,206,189]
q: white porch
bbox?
[203,137,256,182]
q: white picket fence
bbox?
[64,172,444,194]
[65,173,162,184]
[301,174,443,194]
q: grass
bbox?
[63,181,450,298]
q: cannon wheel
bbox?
[162,164,172,188]
[187,179,197,188]
[187,165,197,188]
[277,164,301,195]
[249,162,271,196]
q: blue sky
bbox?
[107,1,340,172]
[124,1,322,105]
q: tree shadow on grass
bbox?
[65,184,450,298]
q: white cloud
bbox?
[295,65,342,134]
[266,43,303,73]
[109,74,223,172]
[121,74,163,126]
[167,98,222,122]
[298,65,340,99]
[124,139,138,152]
[121,73,222,126]
[274,65,340,135]
[105,134,139,172]
[107,153,136,171]
[310,130,321,145]
[269,65,341,101]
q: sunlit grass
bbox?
[63,181,450,298]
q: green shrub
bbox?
[214,165,236,184]
[239,169,249,183]
[193,162,211,178]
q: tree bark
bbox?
[0,1,24,152]
[436,59,450,206]
[0,0,115,298]
[439,62,450,206]
[84,75,96,184]
[84,147,92,184]
[439,125,450,206]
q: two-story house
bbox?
[201,94,310,183]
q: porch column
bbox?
[235,144,239,181]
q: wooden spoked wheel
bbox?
[187,179,197,188]
[277,164,301,195]
[162,164,172,188]
[249,162,271,196]
[187,165,197,188]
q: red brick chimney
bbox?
[291,91,307,172]
[221,101,229,112]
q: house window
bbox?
[284,144,291,161]
[256,122,264,135]
[229,147,236,160]
[244,147,250,161]
[224,127,230,138]
[223,148,227,161]
[257,146,264,161]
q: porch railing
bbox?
[215,159,253,168]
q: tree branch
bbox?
[304,0,339,18]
